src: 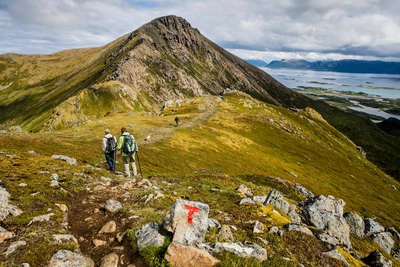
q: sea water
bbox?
[261,67,400,120]
[261,67,400,99]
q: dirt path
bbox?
[67,96,219,266]
[68,177,148,266]
[140,95,219,145]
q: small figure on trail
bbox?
[117,127,138,177]
[175,116,180,127]
[102,129,117,173]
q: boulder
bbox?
[165,200,209,246]
[303,195,351,248]
[363,250,392,267]
[164,242,220,267]
[265,189,290,214]
[344,212,365,237]
[135,222,165,252]
[264,189,301,223]
[371,232,395,254]
[365,218,385,236]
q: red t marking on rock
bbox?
[184,204,200,224]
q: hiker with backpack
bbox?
[102,129,117,173]
[117,127,138,177]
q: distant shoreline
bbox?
[247,59,400,75]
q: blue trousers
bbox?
[105,151,115,171]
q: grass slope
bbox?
[0,92,399,266]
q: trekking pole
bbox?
[136,152,143,177]
[113,150,117,172]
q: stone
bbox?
[93,239,107,247]
[303,195,351,248]
[161,213,173,233]
[7,126,22,132]
[0,226,14,243]
[363,250,392,267]
[135,222,165,251]
[3,240,26,257]
[294,183,314,198]
[237,184,253,197]
[253,221,264,234]
[344,212,365,237]
[99,221,117,234]
[287,205,301,224]
[52,234,78,244]
[48,250,94,267]
[371,232,395,254]
[27,213,54,226]
[317,218,351,248]
[50,180,59,187]
[164,242,220,267]
[269,226,280,235]
[284,224,313,236]
[239,198,255,205]
[322,249,349,266]
[100,252,119,267]
[50,173,59,181]
[51,155,78,165]
[167,200,209,246]
[365,218,385,236]
[55,203,68,212]
[253,196,267,205]
[219,225,234,242]
[7,204,23,217]
[207,218,221,230]
[264,189,290,214]
[208,242,268,261]
[104,200,122,213]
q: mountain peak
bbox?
[150,15,194,30]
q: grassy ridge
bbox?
[1,93,399,265]
[3,92,395,227]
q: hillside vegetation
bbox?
[1,92,399,266]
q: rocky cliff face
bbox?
[104,16,306,111]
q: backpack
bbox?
[123,134,137,155]
[106,136,116,152]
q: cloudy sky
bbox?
[1,0,400,63]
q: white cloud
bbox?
[0,0,399,61]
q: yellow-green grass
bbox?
[1,93,400,266]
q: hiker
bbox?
[117,127,138,177]
[175,116,180,126]
[102,129,117,173]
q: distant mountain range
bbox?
[246,59,400,74]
